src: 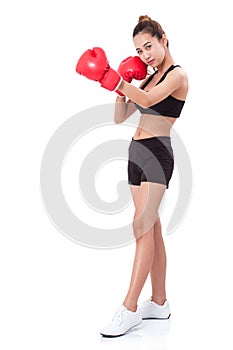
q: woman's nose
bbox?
[143,51,151,60]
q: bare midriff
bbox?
[133,113,177,140]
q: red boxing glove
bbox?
[116,56,148,96]
[76,47,122,91]
[118,56,147,83]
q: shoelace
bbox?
[111,306,129,325]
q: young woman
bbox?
[76,15,188,337]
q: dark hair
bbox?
[133,15,169,47]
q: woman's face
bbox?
[133,32,167,68]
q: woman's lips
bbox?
[147,59,155,65]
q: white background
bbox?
[1,0,233,349]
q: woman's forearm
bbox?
[114,95,138,124]
[114,96,127,124]
[117,80,149,107]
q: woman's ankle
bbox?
[123,300,137,312]
[151,296,166,306]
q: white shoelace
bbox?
[111,306,129,325]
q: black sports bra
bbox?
[134,65,185,118]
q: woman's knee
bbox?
[133,212,158,239]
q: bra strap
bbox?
[140,71,157,90]
[140,64,181,89]
[157,65,181,85]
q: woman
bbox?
[76,15,188,337]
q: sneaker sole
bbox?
[100,332,124,338]
[142,313,171,320]
[100,321,142,338]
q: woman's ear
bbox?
[161,33,168,47]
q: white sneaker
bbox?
[100,305,142,337]
[140,297,171,319]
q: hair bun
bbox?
[138,15,152,23]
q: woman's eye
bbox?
[137,46,151,54]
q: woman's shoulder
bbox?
[171,66,189,95]
[173,65,188,80]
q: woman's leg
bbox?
[123,182,166,312]
[150,218,167,305]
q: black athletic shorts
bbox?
[128,136,174,188]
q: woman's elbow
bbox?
[138,95,153,108]
[114,119,121,124]
[114,116,123,124]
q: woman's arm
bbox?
[117,69,187,108]
[114,96,137,124]
[114,73,152,124]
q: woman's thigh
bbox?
[131,182,166,238]
[130,184,141,208]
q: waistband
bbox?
[132,136,171,142]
